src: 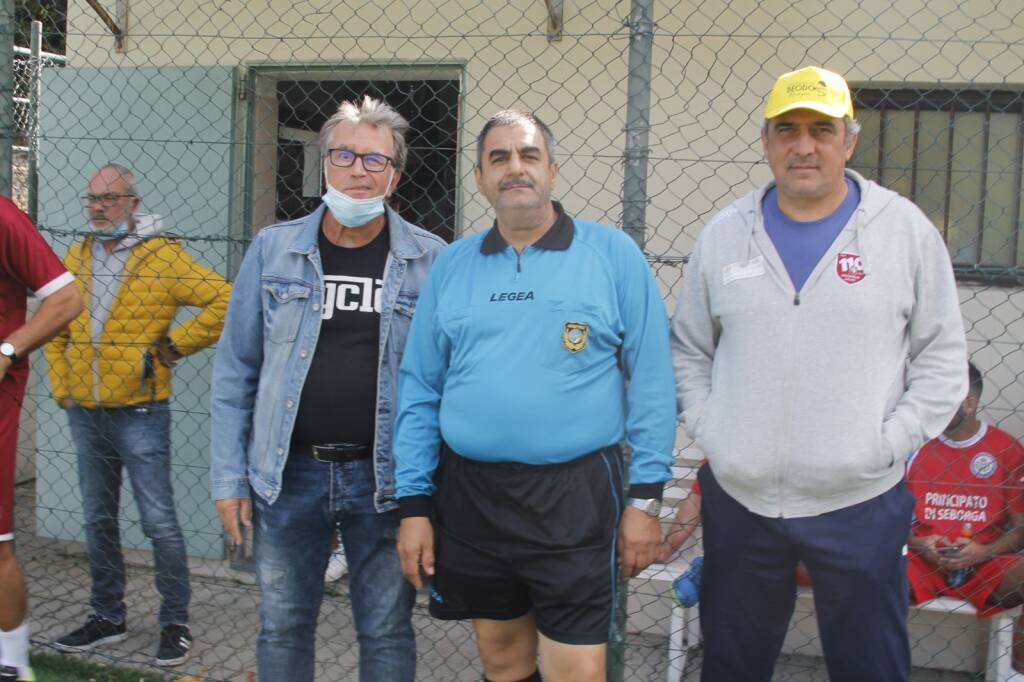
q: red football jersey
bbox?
[0,196,72,379]
[907,422,1024,546]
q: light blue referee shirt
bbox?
[394,203,676,515]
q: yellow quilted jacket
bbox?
[46,224,231,408]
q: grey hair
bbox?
[319,96,410,171]
[476,110,557,167]
[761,117,862,139]
[96,162,138,195]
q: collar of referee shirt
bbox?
[480,201,574,254]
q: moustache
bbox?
[499,178,534,190]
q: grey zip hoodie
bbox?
[88,213,165,344]
[670,170,967,518]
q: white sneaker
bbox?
[325,548,348,581]
[1006,672,1024,682]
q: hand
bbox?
[658,519,698,563]
[154,335,182,368]
[0,355,9,384]
[939,540,989,572]
[215,498,252,546]
[914,534,948,566]
[397,516,435,590]
[618,506,662,578]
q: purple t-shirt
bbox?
[763,177,860,292]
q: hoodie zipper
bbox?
[743,210,799,513]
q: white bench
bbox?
[639,553,1022,682]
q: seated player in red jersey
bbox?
[906,362,1024,675]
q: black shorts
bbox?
[428,444,624,645]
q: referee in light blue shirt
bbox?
[394,110,676,682]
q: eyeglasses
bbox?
[81,193,135,207]
[327,149,393,172]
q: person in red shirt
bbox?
[907,362,1024,675]
[0,197,83,681]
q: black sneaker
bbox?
[0,665,17,682]
[154,624,192,667]
[53,615,127,652]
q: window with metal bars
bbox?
[849,88,1024,283]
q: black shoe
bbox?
[0,665,17,682]
[154,624,192,667]
[53,615,127,652]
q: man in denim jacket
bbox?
[210,96,445,681]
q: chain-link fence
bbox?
[6,0,1024,680]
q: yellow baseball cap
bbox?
[764,66,854,120]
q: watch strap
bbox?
[627,497,662,517]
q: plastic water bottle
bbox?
[671,556,703,607]
[947,523,974,588]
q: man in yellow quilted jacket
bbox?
[45,163,230,667]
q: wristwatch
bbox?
[627,497,662,517]
[0,341,19,363]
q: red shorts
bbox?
[0,373,27,541]
[908,551,1021,617]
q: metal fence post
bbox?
[27,19,41,220]
[0,0,14,198]
[622,0,653,248]
[608,2,655,679]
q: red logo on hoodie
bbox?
[836,253,864,284]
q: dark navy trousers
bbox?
[698,466,914,682]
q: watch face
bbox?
[0,342,14,359]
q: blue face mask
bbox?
[91,221,130,241]
[321,171,394,228]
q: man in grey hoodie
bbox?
[671,66,968,681]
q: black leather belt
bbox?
[299,443,373,463]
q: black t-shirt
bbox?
[290,223,389,450]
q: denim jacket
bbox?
[210,204,446,511]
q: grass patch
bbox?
[31,652,175,682]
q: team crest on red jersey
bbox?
[970,452,997,478]
[836,253,865,284]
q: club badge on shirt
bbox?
[836,252,865,284]
[970,452,997,479]
[563,322,588,353]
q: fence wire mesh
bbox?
[5,0,1024,680]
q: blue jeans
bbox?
[253,454,415,682]
[67,401,190,628]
